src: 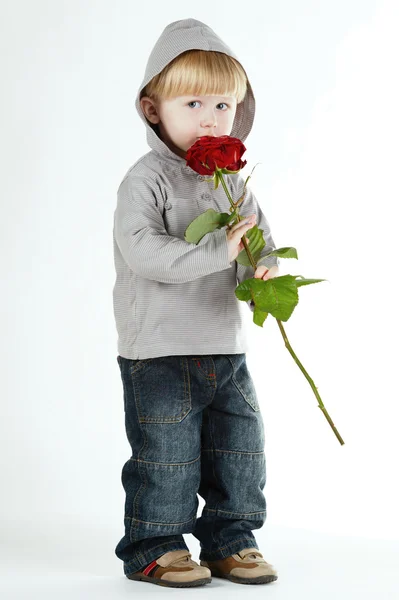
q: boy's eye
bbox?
[187,101,229,109]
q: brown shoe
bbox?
[126,549,212,588]
[200,547,278,584]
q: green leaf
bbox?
[294,275,328,287]
[258,246,298,261]
[235,274,326,322]
[235,224,266,265]
[253,304,269,327]
[184,209,231,244]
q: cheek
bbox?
[221,112,235,132]
[167,113,191,136]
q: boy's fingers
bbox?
[254,269,267,278]
[230,215,256,231]
[262,265,279,279]
[232,221,256,242]
[234,227,252,243]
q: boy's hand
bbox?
[253,264,279,280]
[226,214,257,262]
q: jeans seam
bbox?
[125,514,197,526]
[208,394,219,548]
[128,453,201,467]
[202,508,267,517]
[201,448,264,455]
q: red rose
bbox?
[185,135,247,175]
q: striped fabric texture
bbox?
[112,18,279,359]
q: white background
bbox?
[1,0,398,598]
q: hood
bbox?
[135,18,256,165]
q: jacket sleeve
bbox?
[228,173,280,313]
[114,175,232,283]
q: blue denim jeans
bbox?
[115,353,267,576]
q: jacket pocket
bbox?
[129,356,192,423]
[163,196,201,239]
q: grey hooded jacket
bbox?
[113,18,279,359]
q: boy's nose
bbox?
[200,122,217,135]
[200,115,217,129]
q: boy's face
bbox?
[141,94,238,159]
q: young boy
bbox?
[113,18,280,588]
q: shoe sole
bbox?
[126,572,212,587]
[211,572,278,585]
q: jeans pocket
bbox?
[230,355,260,412]
[129,356,192,423]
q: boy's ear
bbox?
[140,96,160,124]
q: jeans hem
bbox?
[199,537,259,562]
[123,541,190,575]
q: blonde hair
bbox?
[141,50,248,104]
